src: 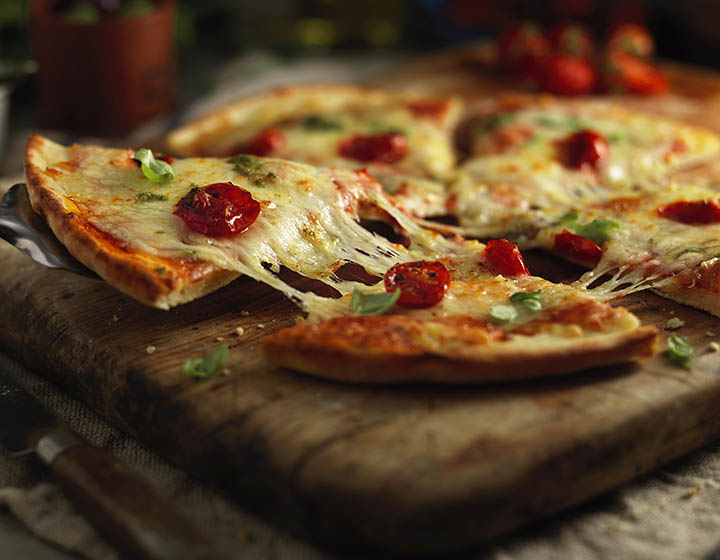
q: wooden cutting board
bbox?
[5,47,720,556]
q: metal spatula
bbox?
[0,183,96,277]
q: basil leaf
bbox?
[509,290,542,311]
[135,192,168,202]
[488,304,517,323]
[477,112,515,134]
[182,343,229,380]
[558,214,619,245]
[536,116,588,130]
[301,114,343,131]
[133,148,175,183]
[575,219,620,246]
[367,122,407,136]
[350,289,400,316]
[667,333,694,370]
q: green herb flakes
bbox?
[477,113,515,134]
[230,154,263,177]
[182,344,229,380]
[350,289,400,316]
[301,114,343,131]
[133,148,175,183]
[135,192,168,202]
[667,333,694,370]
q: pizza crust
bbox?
[262,315,658,384]
[24,135,239,309]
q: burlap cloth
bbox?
[5,54,720,560]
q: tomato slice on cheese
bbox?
[484,239,529,276]
[657,199,720,224]
[554,230,602,265]
[241,126,286,157]
[174,183,261,238]
[384,260,451,308]
[338,132,408,163]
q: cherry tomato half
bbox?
[657,199,720,224]
[541,53,597,96]
[174,182,261,238]
[484,239,529,277]
[606,23,655,59]
[560,129,610,170]
[554,230,602,265]
[338,133,408,164]
[497,22,550,77]
[600,51,667,95]
[384,261,451,308]
[241,126,286,157]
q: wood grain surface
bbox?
[5,47,720,556]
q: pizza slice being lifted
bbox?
[25,135,657,383]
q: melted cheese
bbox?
[448,103,720,236]
[42,141,483,320]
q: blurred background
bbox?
[1,0,719,173]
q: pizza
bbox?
[24,134,658,383]
[165,85,463,217]
[445,98,720,238]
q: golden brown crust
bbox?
[165,84,463,157]
[262,315,659,384]
[24,135,238,309]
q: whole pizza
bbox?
[25,76,720,383]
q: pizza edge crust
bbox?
[261,320,659,384]
[165,83,464,156]
[24,134,239,309]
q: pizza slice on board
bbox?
[444,98,720,238]
[165,85,463,217]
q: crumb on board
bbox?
[216,337,224,342]
[222,368,231,376]
[665,317,685,330]
[240,310,250,316]
[146,345,156,355]
[709,342,720,353]
[257,323,265,329]
[235,327,245,336]
[707,331,717,337]
[113,314,119,322]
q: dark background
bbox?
[2,0,720,152]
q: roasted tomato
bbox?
[174,183,261,237]
[496,21,550,83]
[338,132,408,164]
[657,200,720,224]
[560,130,610,170]
[600,51,667,94]
[541,53,597,96]
[606,23,655,58]
[384,261,451,308]
[241,126,286,157]
[546,23,594,58]
[484,239,529,277]
[554,230,602,265]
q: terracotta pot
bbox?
[30,0,175,137]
